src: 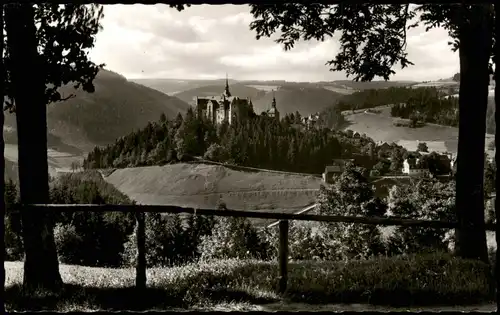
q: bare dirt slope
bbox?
[103,163,322,214]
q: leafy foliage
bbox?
[316,164,387,260]
[4,179,23,261]
[248,4,495,80]
[249,4,416,81]
[386,179,456,255]
[417,142,429,153]
[3,4,104,111]
[122,213,186,268]
[198,214,269,261]
[53,223,83,265]
[262,220,335,261]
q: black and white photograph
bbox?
[2,2,499,312]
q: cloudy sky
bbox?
[89,4,459,82]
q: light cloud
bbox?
[89,4,460,82]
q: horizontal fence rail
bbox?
[19,203,498,295]
[23,204,497,231]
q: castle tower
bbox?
[223,73,231,97]
[267,90,280,121]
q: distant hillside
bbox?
[327,80,416,90]
[252,86,344,116]
[130,78,239,95]
[174,83,346,116]
[4,69,191,152]
[173,84,266,105]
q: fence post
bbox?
[135,212,146,290]
[278,219,289,294]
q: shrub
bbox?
[386,179,456,256]
[198,214,269,261]
[4,179,23,261]
[182,214,218,262]
[262,220,338,261]
[488,247,497,281]
[54,223,83,265]
[316,167,387,260]
[4,216,24,261]
[122,213,188,267]
[369,169,380,177]
[49,173,136,267]
[203,143,229,162]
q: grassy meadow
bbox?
[4,252,496,312]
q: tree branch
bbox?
[59,93,75,102]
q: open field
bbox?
[245,84,280,92]
[104,163,322,226]
[322,85,358,95]
[342,108,495,157]
[4,252,496,312]
[3,143,84,180]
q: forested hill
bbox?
[173,84,265,105]
[320,87,495,134]
[320,84,496,135]
[318,86,438,128]
[251,86,344,116]
[4,69,191,152]
[83,108,411,175]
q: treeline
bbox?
[319,86,448,128]
[390,88,459,127]
[387,87,496,134]
[334,86,444,112]
[83,108,393,174]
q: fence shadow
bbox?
[4,284,180,311]
[4,281,278,311]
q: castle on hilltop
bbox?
[195,75,279,125]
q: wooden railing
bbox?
[24,204,498,294]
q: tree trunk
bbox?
[494,3,500,309]
[4,4,62,292]
[454,4,492,263]
[1,3,5,293]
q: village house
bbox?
[322,159,354,184]
[376,141,391,151]
[402,151,455,176]
[444,152,457,172]
[402,155,429,177]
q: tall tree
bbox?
[246,3,494,263]
[1,4,5,292]
[494,3,500,307]
[3,4,104,292]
